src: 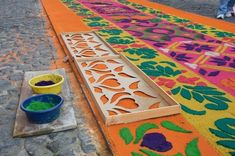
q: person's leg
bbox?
[227,0,235,12]
[226,0,235,17]
[217,0,230,16]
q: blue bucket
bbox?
[20,94,64,124]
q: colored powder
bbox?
[35,80,55,86]
[140,133,172,152]
[161,120,192,133]
[26,101,55,111]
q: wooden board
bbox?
[13,68,77,137]
[61,31,180,125]
[75,57,180,125]
[61,31,119,61]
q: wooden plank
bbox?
[75,58,180,125]
[13,68,77,137]
[120,54,180,107]
[61,31,118,61]
[62,31,180,125]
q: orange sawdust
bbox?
[41,0,110,155]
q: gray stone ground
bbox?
[151,0,235,23]
[0,0,109,156]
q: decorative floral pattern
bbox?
[75,0,235,96]
[61,0,235,155]
[119,122,201,156]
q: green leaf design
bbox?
[216,140,235,150]
[150,18,162,23]
[134,123,158,144]
[165,66,174,75]
[187,24,206,30]
[215,118,235,135]
[173,70,181,76]
[183,85,195,89]
[192,91,204,103]
[212,96,231,102]
[99,29,123,35]
[204,96,228,110]
[156,65,164,72]
[88,21,109,27]
[185,138,201,156]
[132,151,143,156]
[212,31,235,38]
[87,17,103,21]
[139,149,163,156]
[107,36,134,44]
[173,153,184,156]
[205,103,228,110]
[209,128,234,139]
[173,17,190,23]
[159,61,176,67]
[141,70,161,77]
[180,88,192,100]
[171,86,181,95]
[124,48,158,59]
[127,56,140,61]
[138,62,181,77]
[161,120,192,133]
[138,61,157,70]
[193,86,216,90]
[180,104,206,115]
[193,89,225,95]
[119,128,134,145]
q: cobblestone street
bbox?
[0,0,109,155]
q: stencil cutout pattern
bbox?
[62,31,118,59]
[75,58,180,125]
[62,31,180,125]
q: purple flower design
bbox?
[199,68,220,76]
[170,52,192,62]
[229,59,235,68]
[207,39,222,44]
[199,68,207,75]
[210,56,231,66]
[153,42,167,47]
[140,133,172,152]
[180,43,213,52]
[93,5,139,15]
[231,47,235,52]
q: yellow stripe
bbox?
[194,55,206,64]
[200,56,210,64]
[168,42,181,49]
[200,64,235,72]
[217,45,228,54]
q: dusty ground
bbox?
[0,0,110,155]
[151,0,235,23]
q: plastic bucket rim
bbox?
[28,74,64,89]
[20,94,64,114]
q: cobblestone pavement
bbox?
[151,0,235,23]
[0,0,109,155]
